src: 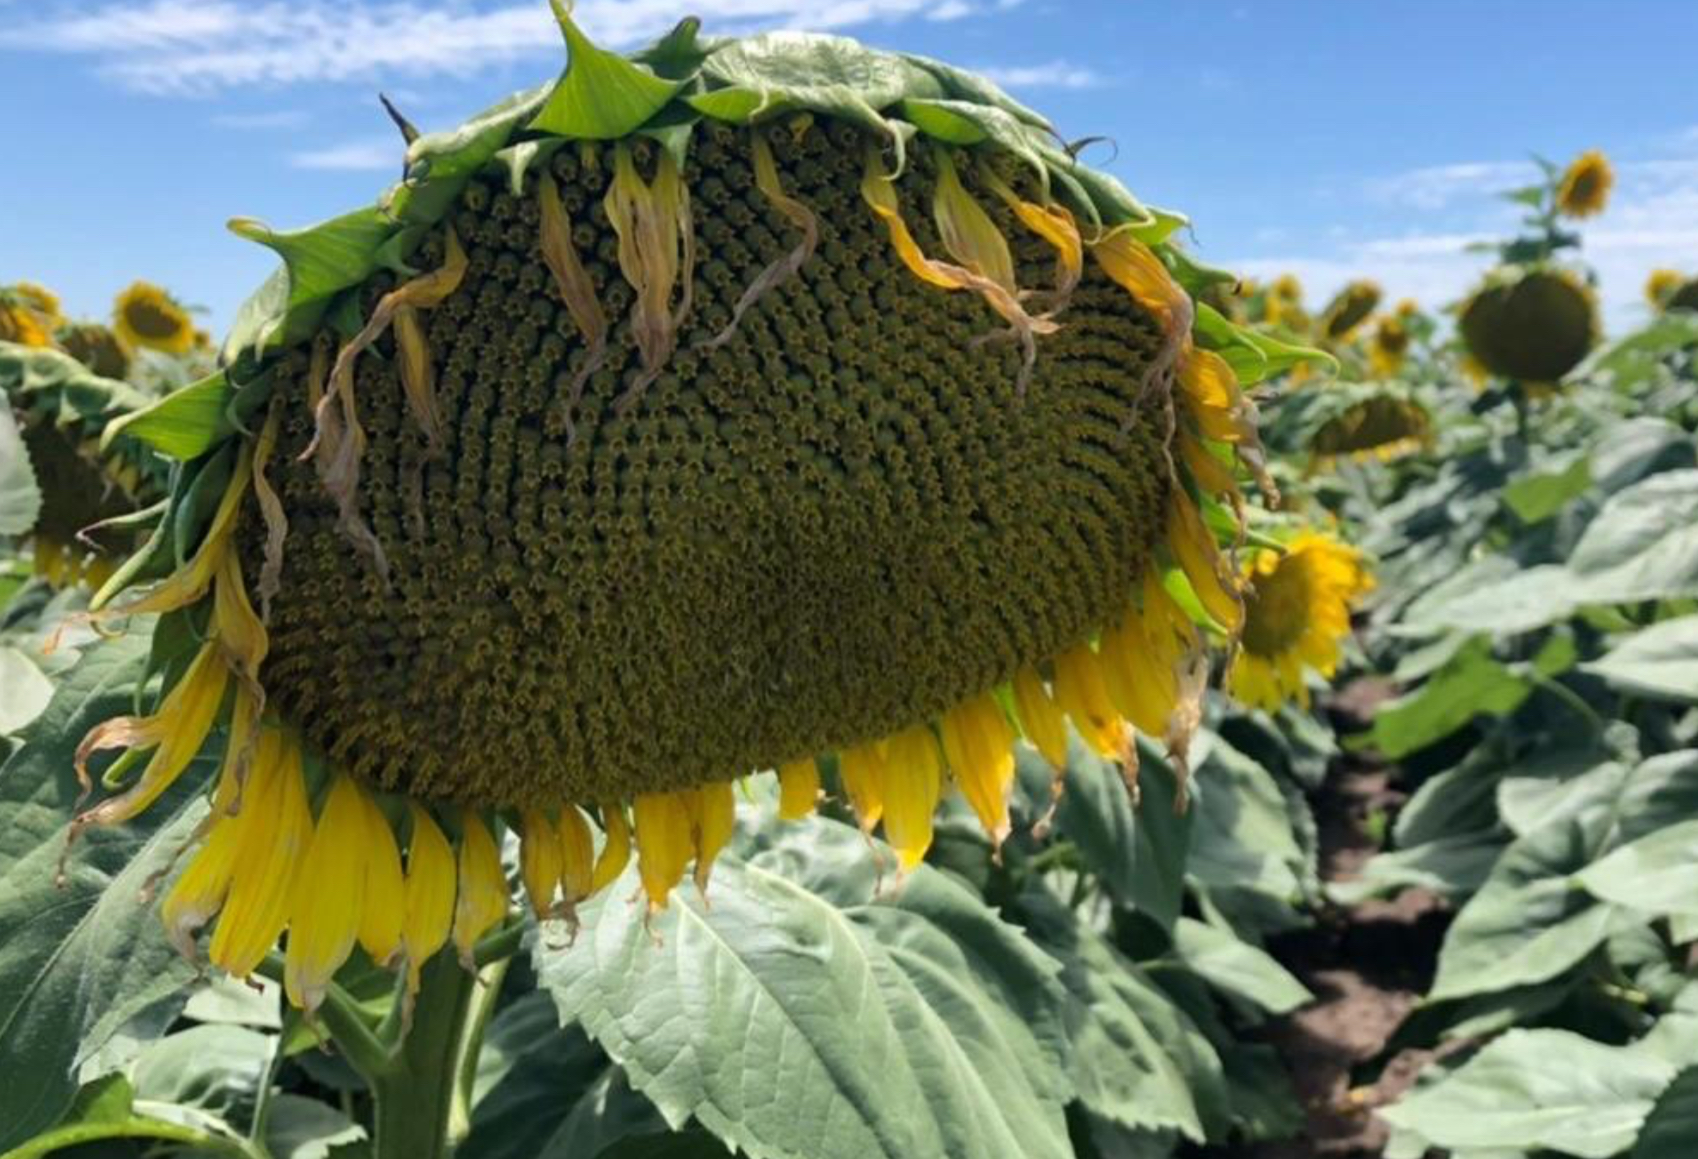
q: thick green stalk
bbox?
[368,953,477,1159]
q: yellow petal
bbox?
[837,741,887,830]
[632,792,693,910]
[75,640,229,827]
[777,758,821,820]
[700,133,819,350]
[400,803,456,994]
[880,726,943,871]
[451,811,508,969]
[1168,494,1243,632]
[99,446,253,618]
[604,144,691,403]
[1180,433,1239,499]
[285,774,370,1012]
[392,304,442,452]
[590,803,632,894]
[213,549,268,690]
[860,155,964,291]
[162,805,242,961]
[932,150,1016,292]
[357,790,406,967]
[683,781,736,892]
[1098,617,1172,737]
[520,808,564,918]
[537,168,610,409]
[1051,643,1128,759]
[940,694,1015,846]
[1090,232,1192,342]
[556,804,596,905]
[208,729,312,978]
[1011,665,1069,770]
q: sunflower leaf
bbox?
[0,403,42,536]
[534,813,1073,1159]
[0,631,213,1152]
[529,4,685,140]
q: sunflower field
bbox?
[3,8,1698,1159]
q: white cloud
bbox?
[2,0,979,94]
[1366,160,1533,211]
[289,137,405,171]
[973,60,1105,90]
[211,109,309,128]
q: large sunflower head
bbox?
[1,343,161,587]
[0,282,64,348]
[113,281,196,354]
[1459,266,1597,385]
[1319,279,1381,341]
[1555,149,1613,219]
[1229,530,1373,711]
[72,9,1321,1012]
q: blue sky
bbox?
[4,0,1697,336]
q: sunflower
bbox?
[1368,313,1410,376]
[1309,391,1432,466]
[1555,149,1612,219]
[1662,275,1698,314]
[58,322,133,379]
[1460,267,1596,384]
[70,8,1306,1013]
[113,281,196,354]
[1263,273,1307,329]
[0,282,63,348]
[1319,279,1381,341]
[1645,269,1684,309]
[1229,531,1373,711]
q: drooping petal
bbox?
[777,758,821,820]
[399,803,456,994]
[632,791,694,910]
[451,811,508,969]
[590,803,632,893]
[880,725,943,871]
[556,804,596,905]
[837,741,888,830]
[162,801,243,961]
[208,729,312,978]
[939,694,1016,846]
[1051,643,1128,760]
[357,789,406,967]
[603,144,691,408]
[520,808,564,918]
[1011,665,1069,770]
[683,780,736,892]
[285,774,370,1012]
[537,168,610,425]
[1168,493,1243,632]
[700,133,820,350]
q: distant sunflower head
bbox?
[1309,391,1432,466]
[1229,531,1373,711]
[0,282,62,348]
[1459,267,1596,384]
[1368,313,1411,376]
[1320,279,1381,341]
[1556,149,1613,219]
[58,322,134,379]
[1664,276,1698,314]
[1645,269,1684,309]
[67,8,1322,1012]
[113,281,195,354]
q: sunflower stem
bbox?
[369,951,477,1159]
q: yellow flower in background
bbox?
[1320,280,1382,341]
[0,282,62,347]
[1369,313,1411,376]
[1556,149,1613,219]
[1230,533,1374,711]
[113,281,195,354]
[1645,268,1685,310]
[66,7,1317,1012]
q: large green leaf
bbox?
[102,370,230,461]
[1185,734,1306,903]
[1327,832,1503,906]
[0,404,41,536]
[529,7,683,139]
[0,646,54,736]
[1583,615,1698,702]
[1044,736,1191,929]
[1367,637,1530,760]
[0,633,209,1152]
[533,815,1072,1159]
[1168,918,1310,1015]
[1577,817,1698,918]
[1378,1028,1678,1158]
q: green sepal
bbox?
[635,102,702,169]
[170,442,236,571]
[223,207,396,364]
[88,498,173,612]
[496,137,568,195]
[896,51,1054,133]
[1194,302,1334,387]
[394,84,550,224]
[629,16,713,79]
[900,98,989,144]
[1033,142,1167,238]
[103,371,232,461]
[686,86,793,124]
[906,98,1053,196]
[528,2,685,140]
